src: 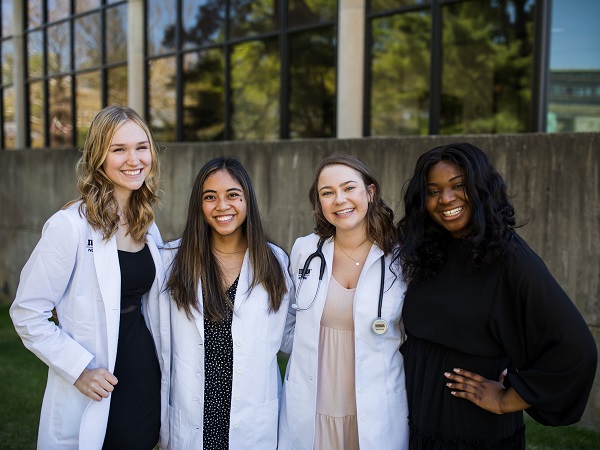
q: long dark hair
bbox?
[166,157,287,321]
[397,143,516,285]
[308,153,395,255]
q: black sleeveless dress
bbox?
[103,244,161,450]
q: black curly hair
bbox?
[396,143,517,285]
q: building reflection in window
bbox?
[76,71,101,147]
[149,56,177,142]
[49,76,73,148]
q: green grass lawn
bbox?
[2,304,598,449]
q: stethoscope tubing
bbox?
[292,238,386,333]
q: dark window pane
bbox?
[27,0,43,29]
[369,0,429,14]
[107,65,128,106]
[547,0,600,132]
[183,0,225,49]
[370,12,430,136]
[230,0,278,40]
[147,0,177,56]
[440,1,534,134]
[48,0,70,23]
[75,71,102,146]
[2,85,15,148]
[106,4,127,64]
[2,39,13,85]
[231,39,280,140]
[2,0,14,36]
[149,56,177,141]
[47,22,71,75]
[49,75,73,147]
[75,13,101,70]
[27,29,44,79]
[182,49,224,141]
[29,81,45,147]
[289,28,336,138]
[288,0,336,28]
[75,0,100,14]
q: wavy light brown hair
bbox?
[166,157,287,322]
[65,105,160,242]
[308,153,396,255]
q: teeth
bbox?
[442,207,462,217]
[122,169,142,176]
[335,208,353,215]
[216,215,233,222]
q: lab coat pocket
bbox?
[382,390,409,450]
[168,405,182,450]
[48,376,89,444]
[251,398,279,449]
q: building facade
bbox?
[1,0,599,150]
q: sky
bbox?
[550,0,600,69]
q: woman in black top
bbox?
[396,142,597,449]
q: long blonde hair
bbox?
[65,105,160,242]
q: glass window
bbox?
[75,71,102,146]
[147,0,177,56]
[76,0,100,14]
[2,0,14,36]
[48,0,70,23]
[289,28,336,138]
[29,81,45,147]
[440,0,534,134]
[369,0,429,14]
[75,13,102,70]
[2,86,15,148]
[27,29,44,79]
[288,0,336,28]
[370,11,430,136]
[47,22,71,75]
[149,57,177,142]
[106,4,128,64]
[27,0,43,29]
[1,39,13,85]
[49,75,73,147]
[547,0,600,132]
[230,0,278,40]
[182,49,224,141]
[107,65,128,106]
[231,39,280,140]
[183,0,225,49]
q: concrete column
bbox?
[13,0,26,149]
[127,0,145,114]
[336,0,365,138]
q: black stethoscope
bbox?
[291,238,389,335]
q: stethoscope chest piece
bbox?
[371,318,388,335]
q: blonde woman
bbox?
[10,106,170,449]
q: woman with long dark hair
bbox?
[397,142,596,449]
[163,156,291,449]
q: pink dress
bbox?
[314,277,359,450]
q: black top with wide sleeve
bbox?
[401,233,597,449]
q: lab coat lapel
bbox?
[193,278,205,343]
[92,228,121,372]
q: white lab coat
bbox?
[278,233,409,450]
[162,241,292,450]
[9,202,171,450]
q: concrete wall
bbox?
[1,133,599,428]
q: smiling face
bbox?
[102,120,152,206]
[201,169,248,239]
[425,160,472,237]
[317,164,374,234]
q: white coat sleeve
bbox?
[9,211,94,385]
[279,242,299,354]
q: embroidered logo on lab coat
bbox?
[298,268,311,280]
[87,239,93,253]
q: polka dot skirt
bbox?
[203,276,238,449]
